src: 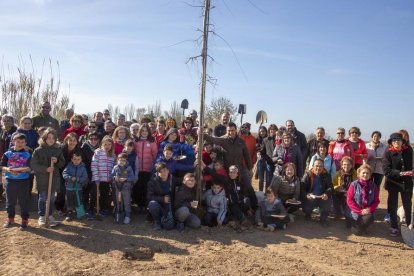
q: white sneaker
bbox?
[48,216,58,227]
[384,213,390,223]
[123,216,131,224]
[38,216,46,227]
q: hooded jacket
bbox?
[203,188,227,222]
[62,161,88,190]
[135,136,158,172]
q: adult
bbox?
[307,127,330,163]
[239,122,257,176]
[103,109,111,122]
[301,159,333,227]
[204,122,253,189]
[347,126,367,169]
[383,132,413,237]
[399,129,410,146]
[59,108,74,134]
[255,125,268,192]
[178,117,198,144]
[62,114,87,141]
[308,141,336,179]
[366,131,386,188]
[165,117,177,131]
[130,123,140,139]
[285,120,307,176]
[117,114,126,127]
[189,109,199,127]
[272,132,304,178]
[345,164,379,235]
[103,120,115,138]
[1,114,18,154]
[81,114,89,127]
[213,111,230,137]
[270,162,301,218]
[93,111,105,138]
[261,124,278,187]
[328,127,355,170]
[11,116,38,152]
[32,101,60,137]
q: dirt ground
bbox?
[1,180,414,276]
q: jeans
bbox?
[257,159,267,192]
[113,182,132,217]
[303,197,331,222]
[174,206,201,228]
[265,163,275,187]
[38,190,56,216]
[5,179,31,219]
[148,201,167,223]
[204,211,228,227]
[387,184,412,229]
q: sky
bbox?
[1,0,413,141]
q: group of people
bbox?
[0,104,412,238]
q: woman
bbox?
[130,123,140,139]
[301,159,333,227]
[272,132,303,177]
[332,156,357,219]
[12,116,38,151]
[347,127,367,169]
[178,117,197,144]
[308,141,336,179]
[55,132,81,214]
[1,114,17,154]
[134,123,158,212]
[269,162,301,220]
[62,114,87,141]
[262,124,278,186]
[383,132,413,237]
[112,126,131,156]
[256,126,268,192]
[328,127,355,170]
[366,131,386,188]
[345,164,379,235]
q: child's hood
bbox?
[68,161,86,170]
[163,128,179,142]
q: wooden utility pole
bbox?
[196,0,211,201]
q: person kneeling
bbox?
[256,188,289,231]
[203,181,227,227]
[345,164,379,235]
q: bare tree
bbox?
[163,100,182,124]
[205,96,238,127]
[147,100,162,119]
[135,107,146,122]
[124,104,136,121]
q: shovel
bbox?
[252,110,268,182]
[115,181,125,224]
[75,181,86,219]
[45,158,54,227]
[95,182,102,220]
[401,186,414,248]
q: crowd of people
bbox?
[0,102,412,238]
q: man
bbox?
[103,109,111,121]
[213,111,230,137]
[93,111,105,138]
[0,115,18,196]
[239,122,257,169]
[32,101,60,137]
[307,127,330,163]
[204,122,257,210]
[189,109,199,127]
[286,120,307,176]
[60,108,74,134]
[117,114,126,127]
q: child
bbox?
[174,173,201,232]
[155,144,195,175]
[202,141,213,167]
[226,165,257,225]
[147,162,180,230]
[91,136,116,218]
[332,156,357,220]
[111,153,135,224]
[62,151,88,221]
[256,188,289,231]
[31,128,65,227]
[345,164,379,235]
[203,181,227,227]
[112,126,131,156]
[123,139,139,182]
[202,159,227,191]
[1,133,32,229]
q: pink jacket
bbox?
[135,139,158,172]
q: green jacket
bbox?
[31,144,65,192]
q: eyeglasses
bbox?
[350,132,359,134]
[89,125,96,128]
[337,132,344,135]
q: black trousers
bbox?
[387,184,412,229]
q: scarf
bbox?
[389,144,408,153]
[358,178,371,208]
[340,169,354,189]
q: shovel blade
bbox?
[401,225,414,248]
[76,205,86,219]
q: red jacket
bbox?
[62,127,86,141]
[240,133,257,165]
[346,138,367,166]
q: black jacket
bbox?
[173,185,195,211]
[301,171,333,199]
[382,146,413,192]
[147,174,180,205]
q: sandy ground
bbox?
[1,180,414,276]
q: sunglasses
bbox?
[89,125,97,128]
[337,132,344,134]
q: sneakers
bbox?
[48,215,58,227]
[390,228,400,237]
[65,211,74,222]
[153,221,161,231]
[123,216,131,225]
[176,222,185,233]
[3,218,14,228]
[38,216,46,227]
[384,213,391,223]
[19,219,29,230]
[265,224,275,232]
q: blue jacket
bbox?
[62,162,88,190]
[1,149,31,180]
[111,163,135,183]
[11,129,38,151]
[155,155,194,174]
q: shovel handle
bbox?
[96,182,100,214]
[45,158,54,226]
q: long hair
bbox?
[38,127,58,147]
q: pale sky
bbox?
[1,0,413,140]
